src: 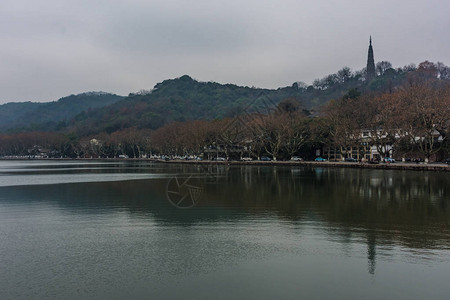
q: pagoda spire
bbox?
[366,36,376,81]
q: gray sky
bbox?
[1,0,449,103]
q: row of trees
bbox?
[311,61,450,91]
[149,103,316,161]
[0,99,319,160]
[0,129,152,159]
[148,78,449,162]
[323,80,449,160]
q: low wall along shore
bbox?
[1,157,448,171]
[159,159,450,172]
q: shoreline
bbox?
[160,159,450,172]
[2,157,448,172]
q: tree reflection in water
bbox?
[198,166,449,274]
[1,163,448,277]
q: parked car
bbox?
[241,157,253,161]
[261,156,272,161]
[290,156,303,161]
[443,158,450,164]
[315,157,327,162]
[345,157,357,162]
[213,157,226,161]
[383,157,395,163]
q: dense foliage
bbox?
[0,92,124,132]
[67,75,304,135]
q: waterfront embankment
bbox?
[1,157,449,171]
[158,159,450,172]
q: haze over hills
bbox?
[0,92,124,132]
[0,60,448,136]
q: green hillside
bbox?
[67,67,411,136]
[2,60,447,136]
[0,92,124,132]
[0,102,42,130]
[69,75,301,135]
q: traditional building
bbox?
[366,36,376,81]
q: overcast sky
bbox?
[1,0,449,103]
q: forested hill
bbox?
[66,66,414,135]
[69,75,303,135]
[2,60,448,135]
[0,92,124,132]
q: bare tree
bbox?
[376,61,392,76]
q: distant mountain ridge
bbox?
[1,60,448,135]
[0,92,124,132]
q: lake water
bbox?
[0,160,449,299]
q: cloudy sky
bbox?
[1,0,449,103]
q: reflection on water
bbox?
[0,160,175,186]
[200,166,450,273]
[0,161,449,299]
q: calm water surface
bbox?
[0,160,449,299]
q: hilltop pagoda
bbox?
[366,36,376,81]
